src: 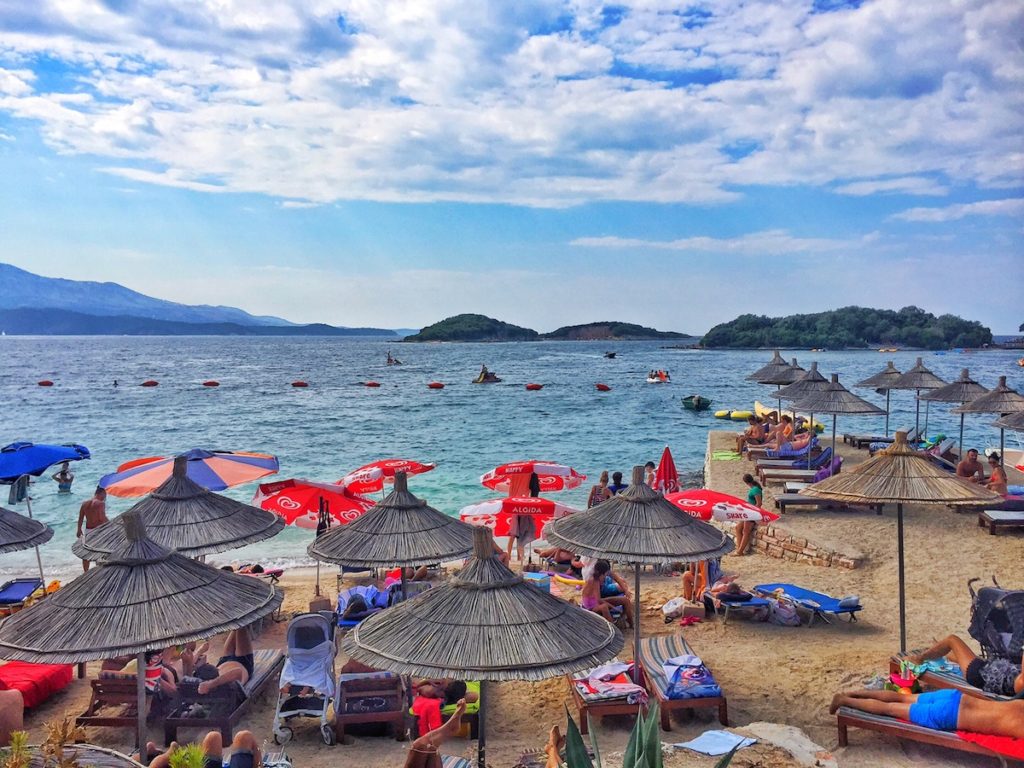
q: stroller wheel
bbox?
[321,724,336,746]
[273,726,292,745]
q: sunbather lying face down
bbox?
[197,629,253,696]
[831,689,1024,737]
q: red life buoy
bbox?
[37,380,54,387]
[202,380,220,387]
[291,381,309,388]
[141,380,159,387]
[525,383,543,391]
[364,381,381,388]
[596,383,611,392]
[428,382,445,389]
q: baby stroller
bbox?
[273,612,337,745]
[968,577,1024,662]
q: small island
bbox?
[403,314,539,342]
[542,322,690,341]
[701,306,991,350]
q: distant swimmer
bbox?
[51,461,74,494]
[113,379,118,387]
[76,487,108,572]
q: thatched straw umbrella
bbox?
[953,376,1024,469]
[745,349,790,383]
[790,374,885,468]
[802,432,1000,651]
[888,357,945,439]
[776,362,829,467]
[74,456,284,562]
[994,410,1024,433]
[855,361,902,437]
[544,466,733,680]
[0,505,53,555]
[760,358,805,422]
[342,525,622,768]
[918,369,988,457]
[0,512,283,755]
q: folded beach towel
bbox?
[674,730,756,756]
[711,451,742,461]
[572,663,647,704]
[956,731,1024,759]
[663,654,702,682]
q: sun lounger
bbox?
[784,482,810,493]
[636,634,727,731]
[713,594,771,624]
[755,447,832,471]
[979,510,1024,535]
[334,670,407,742]
[774,493,884,515]
[440,757,472,768]
[163,648,284,743]
[843,427,918,449]
[0,578,44,614]
[567,661,646,735]
[752,584,860,626]
[887,654,1012,702]
[747,438,818,461]
[836,706,1022,764]
[759,457,842,485]
[77,669,171,732]
[0,661,73,709]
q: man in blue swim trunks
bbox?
[830,688,1024,737]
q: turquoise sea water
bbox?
[2,336,1021,576]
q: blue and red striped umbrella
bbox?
[99,448,279,497]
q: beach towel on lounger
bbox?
[639,636,722,701]
[572,662,647,704]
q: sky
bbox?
[0,0,1021,334]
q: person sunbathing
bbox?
[830,688,1024,737]
[764,415,794,450]
[197,629,254,695]
[907,634,1023,697]
[735,416,767,453]
[139,729,260,768]
[404,698,467,768]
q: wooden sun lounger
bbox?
[758,467,823,484]
[163,649,284,743]
[567,676,644,735]
[77,674,168,731]
[636,634,727,732]
[887,655,1011,702]
[335,671,408,742]
[836,707,1010,764]
[774,494,883,514]
[979,510,1024,535]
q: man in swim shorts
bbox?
[76,487,108,572]
[830,688,1024,737]
[197,629,254,695]
[907,633,1023,697]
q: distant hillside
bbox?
[0,308,396,337]
[403,314,539,342]
[0,263,291,326]
[702,306,991,350]
[542,322,690,341]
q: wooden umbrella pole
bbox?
[136,651,147,762]
[633,564,641,685]
[478,680,487,768]
[897,503,906,653]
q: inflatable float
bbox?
[552,573,585,588]
[141,380,159,387]
[291,381,309,388]
[37,380,54,387]
[428,381,445,389]
[525,383,543,391]
[595,383,611,392]
[202,380,220,387]
[364,381,381,388]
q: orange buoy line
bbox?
[141,380,159,387]
[596,383,611,391]
[37,380,54,387]
[525,383,543,391]
[202,380,220,387]
[291,381,309,388]
[427,382,445,389]
[364,381,381,388]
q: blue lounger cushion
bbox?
[0,578,43,605]
[753,583,861,617]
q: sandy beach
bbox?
[8,434,1023,767]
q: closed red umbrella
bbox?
[480,460,586,493]
[652,445,679,494]
[252,478,375,528]
[458,496,579,537]
[665,489,779,523]
[340,459,435,494]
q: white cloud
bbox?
[891,198,1024,223]
[279,200,321,209]
[0,0,1020,206]
[570,229,869,255]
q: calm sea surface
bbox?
[2,336,1021,576]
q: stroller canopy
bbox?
[282,613,336,696]
[969,583,1024,663]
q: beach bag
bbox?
[662,597,686,620]
[768,597,801,626]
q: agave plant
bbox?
[559,704,737,768]
[167,743,206,768]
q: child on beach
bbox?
[581,565,615,621]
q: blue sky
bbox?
[0,0,1021,333]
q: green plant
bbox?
[0,731,30,768]
[167,743,206,768]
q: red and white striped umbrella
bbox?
[459,496,579,537]
[340,458,436,494]
[665,489,779,524]
[480,460,586,493]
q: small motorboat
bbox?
[682,394,712,412]
[646,370,671,384]
[604,351,617,359]
[472,367,502,384]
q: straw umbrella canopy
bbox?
[745,349,790,382]
[0,512,283,754]
[308,471,475,585]
[761,358,805,421]
[74,456,284,562]
[0,505,53,555]
[790,373,885,467]
[953,376,1024,469]
[888,357,946,438]
[776,362,830,468]
[918,369,989,456]
[993,410,1024,433]
[342,525,622,768]
[544,466,733,680]
[855,361,903,437]
[802,431,1000,651]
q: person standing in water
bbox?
[76,487,108,572]
[51,461,74,493]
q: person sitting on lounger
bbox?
[404,698,467,768]
[594,559,634,627]
[986,452,1009,495]
[907,634,1023,697]
[139,729,260,768]
[764,415,794,450]
[830,688,1024,737]
[736,416,767,453]
[197,629,254,695]
[581,565,615,622]
[957,448,985,483]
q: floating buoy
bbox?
[730,410,753,420]
[37,380,54,387]
[525,383,543,391]
[364,381,381,388]
[141,380,159,387]
[428,382,445,389]
[291,381,309,388]
[714,409,732,419]
[595,383,611,392]
[202,380,220,387]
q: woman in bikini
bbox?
[196,629,254,695]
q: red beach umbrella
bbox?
[340,458,436,494]
[665,489,779,523]
[458,496,578,537]
[652,445,680,494]
[252,478,375,528]
[480,460,586,493]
